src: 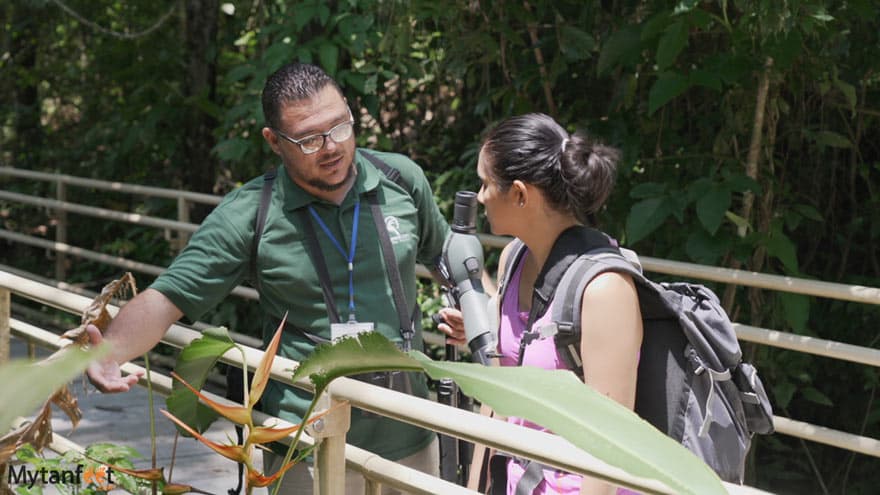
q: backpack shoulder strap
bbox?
[250,167,277,293]
[543,250,645,377]
[358,149,410,194]
[496,238,528,305]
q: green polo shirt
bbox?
[151,149,450,460]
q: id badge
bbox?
[331,320,375,342]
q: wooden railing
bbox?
[2,166,880,491]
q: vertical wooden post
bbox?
[307,392,351,495]
[0,288,10,365]
[55,180,67,281]
[0,251,8,494]
[177,197,190,251]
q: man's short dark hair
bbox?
[261,62,344,130]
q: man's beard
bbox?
[306,158,356,192]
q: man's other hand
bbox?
[84,324,143,393]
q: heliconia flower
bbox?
[249,313,287,408]
[102,465,165,481]
[160,410,250,465]
[247,423,303,445]
[246,458,300,488]
[171,371,251,426]
[162,483,213,495]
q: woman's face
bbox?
[476,147,519,236]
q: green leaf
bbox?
[724,211,751,232]
[167,327,237,436]
[802,387,834,407]
[779,292,810,332]
[813,130,852,149]
[597,26,642,75]
[0,345,109,432]
[626,198,672,244]
[765,230,799,273]
[793,204,824,222]
[689,69,721,91]
[292,332,422,392]
[833,78,857,111]
[648,72,689,115]
[319,43,339,77]
[656,21,688,70]
[293,333,725,495]
[696,186,731,235]
[559,25,596,61]
[685,230,727,265]
[774,381,796,409]
[629,182,667,199]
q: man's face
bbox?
[262,85,357,201]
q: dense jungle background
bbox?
[2,1,879,493]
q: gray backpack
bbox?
[498,227,774,488]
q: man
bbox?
[86,62,465,493]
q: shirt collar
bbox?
[279,149,381,211]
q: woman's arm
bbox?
[578,271,643,494]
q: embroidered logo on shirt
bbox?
[385,216,411,244]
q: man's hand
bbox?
[436,307,466,345]
[84,324,143,393]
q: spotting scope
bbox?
[439,191,496,366]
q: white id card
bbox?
[331,321,375,341]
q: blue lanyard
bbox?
[308,201,360,321]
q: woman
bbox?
[473,113,643,495]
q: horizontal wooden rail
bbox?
[0,166,220,205]
[0,190,199,233]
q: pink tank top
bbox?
[497,250,639,495]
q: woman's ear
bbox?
[511,179,528,207]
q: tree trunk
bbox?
[183,0,220,222]
[10,2,42,169]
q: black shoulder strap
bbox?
[250,168,277,293]
[296,208,343,324]
[517,226,618,365]
[359,149,404,188]
[366,190,415,350]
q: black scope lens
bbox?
[452,191,478,234]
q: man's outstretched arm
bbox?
[86,288,183,393]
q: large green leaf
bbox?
[696,186,731,235]
[656,21,688,70]
[648,72,689,114]
[292,333,725,495]
[625,197,672,245]
[0,345,108,432]
[166,327,237,436]
[597,26,642,75]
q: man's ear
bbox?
[262,127,282,156]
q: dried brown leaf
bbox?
[62,272,138,346]
[50,386,81,429]
[0,401,53,464]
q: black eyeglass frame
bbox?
[272,114,355,155]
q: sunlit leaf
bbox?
[0,345,108,434]
[293,333,724,495]
[167,327,237,436]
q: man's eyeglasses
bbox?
[272,119,355,155]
